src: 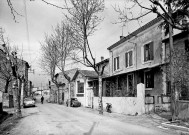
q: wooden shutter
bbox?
[125,53,128,67]
[114,58,116,71]
[117,57,119,69]
[150,42,154,60]
[129,51,133,66]
[144,45,147,62]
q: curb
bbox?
[162,121,189,133]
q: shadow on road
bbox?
[83,122,98,135]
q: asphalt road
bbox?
[9,100,178,135]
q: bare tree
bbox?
[0,29,12,95]
[0,29,12,113]
[115,0,189,120]
[62,0,105,114]
[40,21,75,104]
[0,29,27,117]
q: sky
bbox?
[0,0,155,87]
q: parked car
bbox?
[66,98,81,107]
[23,97,35,108]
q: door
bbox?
[86,88,94,108]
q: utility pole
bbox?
[167,0,177,121]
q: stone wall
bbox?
[178,100,189,120]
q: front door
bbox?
[86,88,93,108]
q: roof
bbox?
[78,70,98,78]
[162,31,189,43]
[57,68,78,80]
[107,16,162,50]
[96,58,109,66]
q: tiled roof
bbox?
[107,16,162,50]
[58,68,78,80]
[79,70,98,78]
[96,58,109,66]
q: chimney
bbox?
[101,56,104,61]
[120,36,125,39]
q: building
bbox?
[52,68,78,104]
[162,31,189,120]
[0,44,30,108]
[92,16,172,114]
[72,70,99,107]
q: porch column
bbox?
[137,83,145,115]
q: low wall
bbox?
[93,97,140,115]
[145,95,171,113]
[178,100,189,120]
[93,83,145,115]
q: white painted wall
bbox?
[93,83,146,115]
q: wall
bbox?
[93,83,145,115]
[109,21,163,77]
[178,100,189,120]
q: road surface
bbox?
[9,100,178,135]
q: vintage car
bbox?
[66,98,81,107]
[23,97,35,108]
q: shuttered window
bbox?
[144,42,154,62]
[125,51,133,67]
[145,70,154,88]
[114,56,119,71]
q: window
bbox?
[144,42,154,62]
[145,70,154,88]
[77,81,84,93]
[166,81,171,95]
[114,56,119,71]
[125,51,133,68]
[185,39,189,52]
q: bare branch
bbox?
[41,0,69,10]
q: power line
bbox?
[23,0,32,63]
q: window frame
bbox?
[144,70,154,90]
[77,81,84,94]
[142,41,154,63]
[125,49,134,68]
[114,56,120,71]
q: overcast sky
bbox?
[0,0,155,87]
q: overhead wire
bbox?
[23,0,32,64]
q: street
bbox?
[8,99,179,135]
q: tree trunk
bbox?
[68,82,71,107]
[98,75,103,114]
[57,86,60,104]
[13,79,21,117]
[167,1,177,121]
[16,79,22,117]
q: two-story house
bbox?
[107,16,163,97]
[100,16,172,113]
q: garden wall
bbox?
[178,100,189,121]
